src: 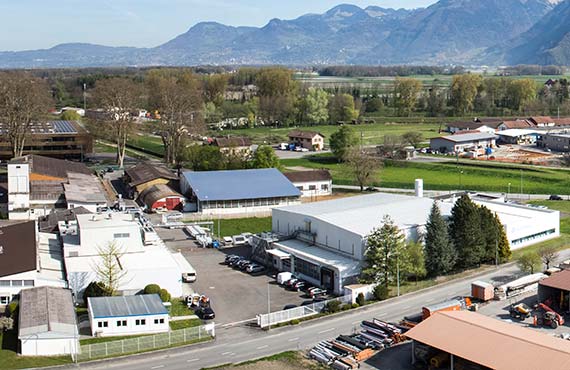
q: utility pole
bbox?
[83,83,87,111]
[507,182,511,201]
[396,254,400,297]
[520,169,523,200]
[267,283,271,330]
[495,239,499,268]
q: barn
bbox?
[139,183,186,211]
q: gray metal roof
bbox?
[88,294,168,318]
[182,168,301,202]
[437,132,497,143]
[19,287,78,338]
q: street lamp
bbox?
[507,183,511,201]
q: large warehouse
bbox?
[270,192,559,294]
[181,168,301,216]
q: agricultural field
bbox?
[282,154,570,195]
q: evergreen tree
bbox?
[361,215,406,288]
[449,194,485,269]
[496,213,511,263]
[424,202,456,277]
[479,205,498,263]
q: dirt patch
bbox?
[214,352,325,370]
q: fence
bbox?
[256,295,352,328]
[77,324,214,361]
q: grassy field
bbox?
[1,332,72,369]
[169,319,202,331]
[282,153,570,194]
[170,298,195,316]
[188,217,272,238]
[127,134,165,156]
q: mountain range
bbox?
[0,0,569,68]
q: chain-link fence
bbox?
[256,295,352,328]
[78,324,214,361]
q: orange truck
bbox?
[422,297,472,320]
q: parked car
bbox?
[196,306,215,320]
[284,278,299,289]
[309,288,327,299]
[224,254,239,264]
[228,256,243,267]
[278,143,288,150]
[238,260,252,271]
[291,280,306,291]
[550,195,563,201]
[232,235,248,246]
[247,264,266,274]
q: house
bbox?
[7,155,99,220]
[18,286,79,356]
[497,119,534,130]
[63,173,108,213]
[0,120,93,160]
[212,137,253,157]
[139,183,186,212]
[445,118,503,134]
[61,107,85,117]
[496,129,540,145]
[283,170,332,197]
[0,221,67,308]
[180,168,301,216]
[429,132,497,154]
[288,130,325,151]
[123,162,179,199]
[61,213,186,302]
[87,295,169,337]
[528,116,556,127]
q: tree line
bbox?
[362,194,511,294]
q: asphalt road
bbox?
[79,250,570,370]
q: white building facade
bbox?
[283,170,333,198]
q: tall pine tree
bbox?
[424,202,456,277]
[449,194,485,269]
[479,205,498,263]
[495,213,511,263]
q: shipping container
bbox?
[471,280,494,301]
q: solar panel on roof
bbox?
[52,120,78,134]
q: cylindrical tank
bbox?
[415,179,424,198]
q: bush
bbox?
[341,303,352,311]
[373,285,389,301]
[0,317,14,331]
[325,300,341,313]
[351,303,360,309]
[84,281,111,305]
[144,284,161,295]
[7,301,19,318]
[290,319,300,325]
[356,293,366,306]
[159,288,171,302]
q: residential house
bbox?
[0,221,67,309]
[497,119,534,130]
[528,116,556,127]
[212,137,253,158]
[18,286,78,356]
[288,130,325,151]
[283,170,332,197]
[87,295,169,337]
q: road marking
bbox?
[222,351,235,356]
[151,366,165,369]
[256,345,269,349]
[288,337,299,342]
[209,286,216,289]
[318,327,335,334]
[187,359,200,363]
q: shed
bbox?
[87,294,169,337]
[538,269,570,310]
[18,286,78,356]
[283,170,332,197]
[124,162,179,196]
[138,183,185,211]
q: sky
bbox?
[0,0,436,51]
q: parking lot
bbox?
[155,226,315,325]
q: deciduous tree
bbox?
[508,78,537,111]
[305,88,329,124]
[450,74,482,115]
[517,252,541,274]
[329,125,358,161]
[539,246,559,270]
[402,131,423,148]
[345,148,381,191]
[328,93,358,123]
[94,242,128,296]
[393,77,422,116]
[252,145,281,169]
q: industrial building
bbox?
[0,120,93,160]
[429,132,497,154]
[181,168,301,215]
[538,269,570,311]
[537,132,570,152]
[283,170,332,198]
[496,129,540,144]
[406,311,570,370]
[18,286,79,357]
[87,295,169,337]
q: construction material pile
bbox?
[309,318,409,369]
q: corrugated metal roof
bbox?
[19,287,77,338]
[182,168,301,202]
[88,294,168,318]
[406,311,570,370]
[539,269,570,291]
[139,183,183,208]
[438,132,497,143]
[125,163,178,187]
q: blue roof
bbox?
[88,294,168,319]
[182,168,301,202]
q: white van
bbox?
[232,235,247,246]
[277,272,293,285]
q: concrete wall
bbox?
[20,336,78,356]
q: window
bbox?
[294,257,320,280]
[0,296,10,305]
[23,280,34,287]
[135,319,146,326]
[117,320,127,327]
[154,318,165,324]
[11,280,23,287]
[0,281,9,287]
[321,184,329,191]
[98,321,108,328]
[113,233,130,239]
[308,185,316,191]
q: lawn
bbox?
[188,217,272,238]
[169,298,194,317]
[127,134,165,156]
[1,331,72,369]
[282,153,570,195]
[169,319,202,331]
[229,122,444,146]
[528,200,570,214]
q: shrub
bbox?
[84,281,111,304]
[341,303,352,311]
[0,317,14,331]
[144,284,161,295]
[290,319,300,325]
[159,288,171,302]
[351,303,360,309]
[325,300,341,313]
[373,285,389,301]
[356,293,366,306]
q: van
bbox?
[182,272,197,283]
[278,143,288,150]
[277,272,294,285]
[232,235,247,246]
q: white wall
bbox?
[89,314,169,337]
[67,201,106,213]
[293,180,332,197]
[20,336,78,356]
[8,162,30,212]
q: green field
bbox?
[127,134,165,156]
[187,217,272,238]
[282,154,570,195]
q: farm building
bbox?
[406,311,570,370]
[139,183,186,211]
[445,118,502,134]
[18,286,79,356]
[123,162,179,199]
[269,190,559,294]
[283,170,332,198]
[87,295,169,337]
[429,132,497,154]
[288,130,325,151]
[181,168,301,215]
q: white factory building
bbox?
[60,213,189,302]
[270,184,559,294]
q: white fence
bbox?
[256,295,352,328]
[78,324,214,361]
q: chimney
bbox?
[415,179,424,198]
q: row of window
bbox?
[0,280,34,287]
[511,229,556,246]
[294,257,320,281]
[297,184,329,191]
[113,233,130,239]
[200,197,295,209]
[97,318,165,328]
